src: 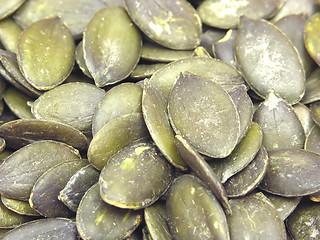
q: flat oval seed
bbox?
[214,29,237,67]
[92,83,142,136]
[305,125,320,155]
[293,103,314,136]
[1,195,40,216]
[304,13,320,67]
[227,192,287,240]
[0,18,22,53]
[0,0,26,20]
[130,63,166,80]
[0,200,32,229]
[166,174,230,240]
[0,140,80,201]
[31,82,105,131]
[75,41,92,78]
[17,17,75,90]
[100,142,173,209]
[13,0,106,38]
[197,0,284,29]
[235,17,305,104]
[301,68,320,104]
[253,92,305,151]
[125,0,202,50]
[59,164,99,212]
[144,202,172,240]
[1,218,79,239]
[29,159,88,218]
[224,146,268,198]
[84,6,141,87]
[76,184,142,240]
[168,72,240,158]
[260,149,320,197]
[311,101,320,127]
[142,81,186,170]
[150,57,245,100]
[88,113,149,170]
[0,119,89,150]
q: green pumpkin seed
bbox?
[175,134,231,214]
[13,0,106,38]
[168,72,240,158]
[59,164,99,212]
[197,0,284,29]
[0,200,32,229]
[100,141,173,209]
[302,68,320,104]
[253,92,305,151]
[3,87,34,119]
[293,103,314,136]
[142,81,186,170]
[263,191,301,221]
[76,183,142,240]
[311,101,320,127]
[88,113,149,170]
[29,159,88,217]
[1,195,40,216]
[200,28,226,57]
[125,0,202,50]
[31,82,105,131]
[1,218,79,239]
[304,13,320,67]
[192,46,212,58]
[83,6,141,87]
[75,41,92,78]
[166,174,230,240]
[141,43,193,62]
[144,201,172,240]
[236,17,305,105]
[227,192,287,240]
[214,29,237,67]
[224,146,268,198]
[276,14,314,75]
[0,119,89,150]
[0,137,5,152]
[209,122,262,183]
[0,0,26,20]
[305,125,320,155]
[17,17,75,90]
[260,149,320,197]
[130,63,166,80]
[92,83,142,136]
[0,18,22,53]
[150,57,245,100]
[286,200,320,240]
[0,140,80,201]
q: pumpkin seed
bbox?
[0,0,26,20]
[301,68,320,104]
[305,125,320,155]
[1,195,40,216]
[150,57,245,100]
[1,218,79,239]
[88,113,149,170]
[13,0,106,38]
[3,87,34,119]
[125,0,202,50]
[31,82,105,131]
[192,46,211,58]
[100,141,173,209]
[293,103,315,136]
[175,134,231,214]
[200,28,226,56]
[76,183,142,240]
[310,191,320,202]
[286,199,320,240]
[75,41,92,78]
[168,72,240,158]
[58,164,99,212]
[0,119,89,150]
[0,199,32,229]
[0,140,80,201]
[83,6,141,87]
[304,13,320,67]
[224,146,268,198]
[130,63,166,80]
[141,43,193,62]
[310,101,320,127]
[197,0,284,29]
[142,81,186,170]
[92,83,142,136]
[263,191,301,221]
[214,29,237,67]
[144,201,172,240]
[166,174,230,240]
[235,17,305,104]
[253,92,305,151]
[29,159,88,218]
[0,18,22,53]
[0,137,5,152]
[227,192,287,240]
[275,14,314,75]
[260,149,320,197]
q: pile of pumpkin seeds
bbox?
[0,0,319,239]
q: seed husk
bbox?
[1,195,40,216]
